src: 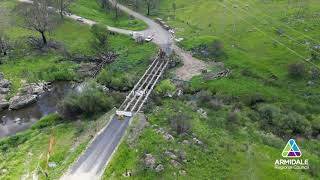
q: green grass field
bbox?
[105,0,320,179]
[69,0,147,31]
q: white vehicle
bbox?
[145,35,153,42]
[169,29,175,34]
[76,17,84,22]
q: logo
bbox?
[281,139,302,158]
[274,139,309,170]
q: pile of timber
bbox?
[91,52,117,77]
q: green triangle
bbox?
[283,142,292,152]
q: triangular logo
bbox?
[282,139,302,158]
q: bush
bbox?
[245,93,265,107]
[288,63,306,79]
[258,104,312,137]
[155,79,176,97]
[91,24,109,52]
[58,81,114,119]
[97,69,136,90]
[170,113,191,135]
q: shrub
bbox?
[170,113,191,135]
[155,79,176,97]
[311,68,320,80]
[58,81,114,119]
[97,70,135,90]
[288,63,306,79]
[91,24,109,52]
[258,104,281,125]
[245,93,265,107]
[208,40,226,59]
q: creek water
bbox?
[0,81,75,138]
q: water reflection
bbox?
[0,81,75,138]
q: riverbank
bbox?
[0,108,116,179]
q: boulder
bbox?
[165,151,177,159]
[0,88,10,94]
[9,95,37,110]
[179,170,187,176]
[155,164,164,172]
[0,101,9,110]
[170,160,181,168]
[144,154,156,169]
[163,133,174,141]
[0,79,10,88]
[21,83,47,95]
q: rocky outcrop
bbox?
[143,154,156,169]
[0,73,10,111]
[9,95,37,110]
[8,82,50,110]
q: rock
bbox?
[193,137,203,145]
[165,151,177,159]
[155,164,164,172]
[0,101,9,110]
[163,133,174,141]
[177,151,187,161]
[307,81,315,86]
[197,108,208,119]
[179,170,187,176]
[9,95,37,110]
[0,88,10,94]
[182,140,190,145]
[144,154,156,169]
[22,83,46,95]
[0,79,10,88]
[170,160,181,168]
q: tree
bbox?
[172,1,176,19]
[112,0,119,19]
[55,0,71,19]
[145,0,157,16]
[0,34,10,56]
[91,24,109,51]
[170,113,191,135]
[22,0,51,45]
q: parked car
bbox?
[145,36,153,42]
[76,17,84,23]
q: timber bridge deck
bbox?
[117,56,169,115]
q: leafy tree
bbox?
[58,81,114,119]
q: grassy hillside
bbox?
[106,0,320,179]
[69,0,147,30]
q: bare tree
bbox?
[145,0,157,16]
[22,0,51,45]
[55,0,71,19]
[113,0,119,19]
[172,1,176,19]
[0,35,10,56]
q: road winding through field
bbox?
[17,0,207,179]
[19,0,207,81]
